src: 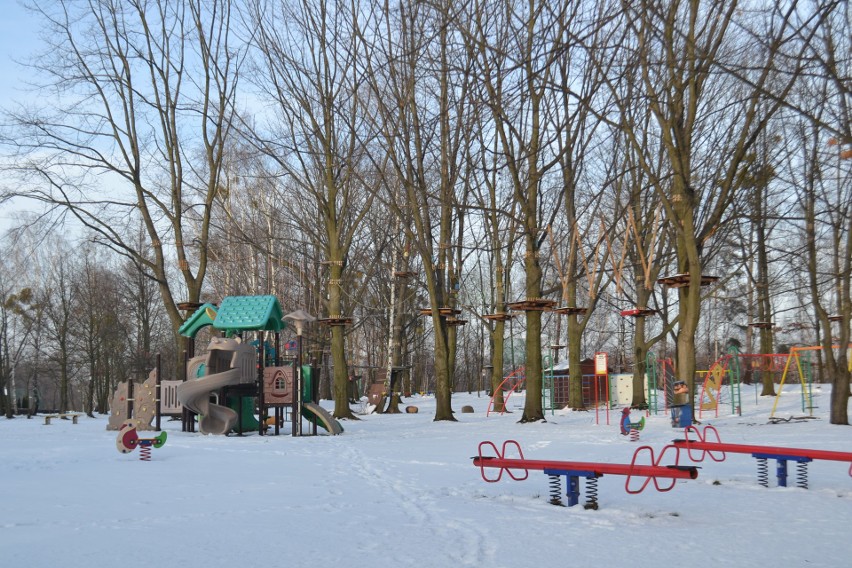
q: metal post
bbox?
[294,333,303,437]
[258,331,265,436]
[155,354,162,432]
[776,458,788,487]
[284,310,316,437]
[127,376,135,425]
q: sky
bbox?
[0,1,39,103]
[0,1,41,232]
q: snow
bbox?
[2,385,850,568]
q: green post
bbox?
[728,345,742,416]
[646,351,658,415]
[542,354,554,416]
[801,351,814,415]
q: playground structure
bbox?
[486,366,525,416]
[106,356,187,432]
[483,340,840,427]
[488,359,613,423]
[106,295,342,437]
[696,347,806,419]
[696,344,852,420]
[486,355,637,427]
[674,425,852,489]
[768,344,851,420]
[472,439,699,509]
[697,347,743,418]
[644,343,848,423]
[645,351,676,415]
[177,295,342,436]
[180,336,258,434]
[107,368,160,431]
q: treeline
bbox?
[0,1,849,423]
[0,235,176,417]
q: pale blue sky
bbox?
[0,1,41,231]
[0,1,40,108]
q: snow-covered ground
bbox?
[1,384,850,567]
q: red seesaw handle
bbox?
[475,440,529,482]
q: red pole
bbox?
[674,440,852,463]
[594,375,599,425]
[473,456,698,480]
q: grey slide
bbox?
[177,368,241,435]
[302,402,344,435]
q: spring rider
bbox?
[116,419,167,461]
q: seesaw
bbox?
[673,425,852,489]
[472,440,699,509]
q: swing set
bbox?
[768,344,852,419]
[696,344,852,419]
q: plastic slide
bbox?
[302,402,344,435]
[177,368,241,435]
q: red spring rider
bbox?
[116,420,167,461]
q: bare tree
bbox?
[75,244,130,416]
[596,1,800,410]
[247,0,381,419]
[782,1,851,424]
[0,273,38,418]
[463,0,587,421]
[360,0,477,421]
[546,1,622,410]
[38,241,77,413]
[1,0,244,378]
[467,120,519,412]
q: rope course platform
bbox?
[657,274,719,288]
[620,308,656,317]
[419,307,461,317]
[318,316,353,326]
[507,298,556,312]
[483,313,515,322]
[553,306,588,315]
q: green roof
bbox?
[212,295,286,333]
[178,303,219,338]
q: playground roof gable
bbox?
[178,303,219,338]
[212,295,286,333]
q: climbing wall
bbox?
[106,381,129,431]
[106,371,158,431]
[133,371,157,430]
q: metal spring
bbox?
[629,428,640,442]
[756,458,768,487]
[796,461,809,489]
[584,477,599,510]
[139,445,152,462]
[548,475,563,506]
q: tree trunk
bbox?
[631,319,648,408]
[328,261,355,420]
[433,321,456,421]
[520,230,545,422]
[567,315,585,409]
